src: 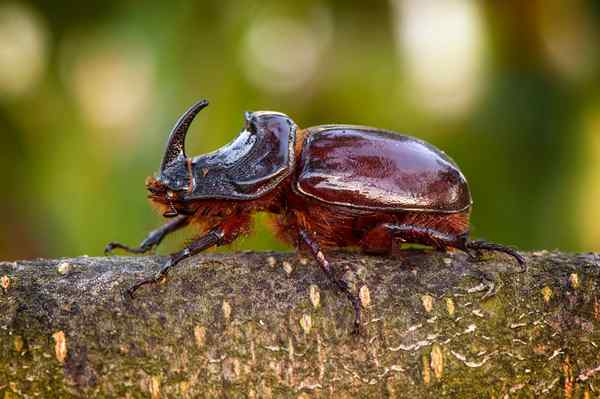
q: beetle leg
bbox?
[463,238,526,272]
[126,226,224,298]
[299,230,362,335]
[370,224,525,271]
[365,223,456,252]
[105,215,189,255]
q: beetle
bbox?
[106,99,524,332]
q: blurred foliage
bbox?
[1,0,600,260]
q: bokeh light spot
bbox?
[537,0,598,82]
[392,0,486,118]
[241,8,332,94]
[576,105,600,251]
[62,35,155,138]
[0,3,47,98]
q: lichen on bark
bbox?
[1,250,600,397]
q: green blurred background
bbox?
[1,0,600,260]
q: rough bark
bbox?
[1,249,600,398]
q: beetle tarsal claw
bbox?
[125,275,161,298]
[125,284,141,299]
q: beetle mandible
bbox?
[106,99,524,332]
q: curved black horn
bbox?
[160,99,209,170]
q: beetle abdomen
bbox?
[295,126,472,213]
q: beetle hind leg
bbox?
[362,223,525,271]
[361,223,455,254]
[462,238,526,272]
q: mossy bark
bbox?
[1,250,600,398]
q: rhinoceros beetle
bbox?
[106,99,524,332]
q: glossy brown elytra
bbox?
[106,99,524,333]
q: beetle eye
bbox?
[246,120,257,134]
[244,112,258,134]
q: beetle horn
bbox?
[160,99,209,170]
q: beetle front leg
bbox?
[299,230,362,334]
[105,215,189,255]
[126,226,224,298]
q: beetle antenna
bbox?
[161,99,209,171]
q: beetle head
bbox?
[148,100,296,216]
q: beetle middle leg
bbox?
[299,230,362,334]
[105,215,189,255]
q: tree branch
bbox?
[1,250,600,397]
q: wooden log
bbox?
[1,250,600,397]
